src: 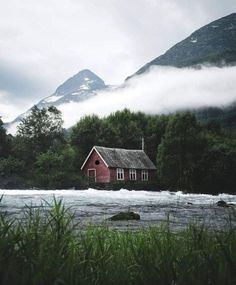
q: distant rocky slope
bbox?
[7,69,110,133]
[127,13,236,79]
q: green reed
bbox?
[0,198,235,285]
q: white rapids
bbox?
[0,188,236,230]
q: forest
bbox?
[0,106,236,194]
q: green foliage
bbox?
[0,156,25,177]
[157,112,207,191]
[0,118,10,157]
[34,146,82,189]
[8,106,67,187]
[17,105,64,153]
[71,115,105,166]
[11,135,35,166]
[0,199,236,285]
[104,109,144,149]
[144,115,169,162]
[157,112,236,193]
[198,141,236,194]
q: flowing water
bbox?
[0,188,236,231]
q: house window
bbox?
[116,168,124,180]
[141,170,148,181]
[129,169,136,180]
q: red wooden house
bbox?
[81,146,157,184]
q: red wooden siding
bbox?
[83,150,110,183]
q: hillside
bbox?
[127,13,236,79]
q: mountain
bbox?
[7,69,109,133]
[127,13,236,79]
[37,69,106,108]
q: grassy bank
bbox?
[0,199,236,285]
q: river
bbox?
[0,188,236,230]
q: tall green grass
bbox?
[0,198,235,285]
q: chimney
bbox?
[141,137,145,151]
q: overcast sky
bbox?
[0,0,236,121]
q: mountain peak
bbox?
[6,68,109,133]
[75,69,97,75]
[55,69,105,95]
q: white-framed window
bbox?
[116,168,124,180]
[129,169,136,180]
[141,170,148,181]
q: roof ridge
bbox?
[94,146,144,152]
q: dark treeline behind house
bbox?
[0,106,236,194]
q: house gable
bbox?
[82,149,110,183]
[81,146,108,170]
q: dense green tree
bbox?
[0,118,10,157]
[9,106,65,184]
[105,109,144,149]
[197,136,236,194]
[0,156,25,188]
[17,106,64,153]
[34,145,81,189]
[0,156,25,177]
[70,115,105,166]
[157,112,207,192]
[144,115,169,163]
[11,135,34,163]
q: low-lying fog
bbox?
[60,65,236,128]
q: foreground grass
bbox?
[0,199,236,285]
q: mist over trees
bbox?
[0,107,235,193]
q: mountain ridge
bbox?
[127,13,236,80]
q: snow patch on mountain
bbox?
[6,69,109,134]
[190,37,198,43]
[44,95,64,103]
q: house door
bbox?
[88,169,96,183]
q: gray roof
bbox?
[95,146,156,170]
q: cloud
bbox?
[0,65,48,122]
[0,91,24,122]
[0,0,236,123]
[0,0,235,90]
[0,62,50,102]
[59,65,236,128]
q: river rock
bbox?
[108,211,140,221]
[216,200,230,207]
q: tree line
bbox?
[0,106,235,193]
